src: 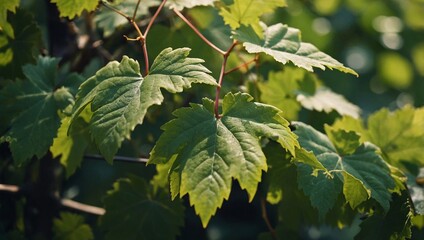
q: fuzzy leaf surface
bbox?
[0,57,81,165]
[70,48,216,163]
[50,0,99,19]
[101,175,184,240]
[219,0,286,29]
[149,92,299,226]
[53,212,94,240]
[234,23,357,75]
[292,122,395,213]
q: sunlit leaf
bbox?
[149,92,299,226]
[234,23,358,75]
[167,0,216,11]
[219,0,286,29]
[50,0,99,19]
[0,0,19,38]
[70,48,217,163]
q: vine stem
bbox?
[0,184,105,216]
[214,40,238,118]
[225,56,259,75]
[173,9,226,55]
[260,197,278,240]
[132,0,142,21]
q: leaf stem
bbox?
[85,154,149,164]
[214,40,238,118]
[0,184,106,215]
[101,0,132,22]
[260,197,279,240]
[225,56,259,75]
[144,0,168,37]
[132,0,142,21]
[173,9,226,56]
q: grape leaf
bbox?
[101,175,184,240]
[0,57,82,165]
[53,212,94,240]
[258,67,360,120]
[149,92,299,226]
[258,69,302,120]
[0,0,19,38]
[0,9,41,79]
[292,122,396,212]
[355,192,413,240]
[219,0,286,29]
[50,108,91,178]
[234,23,358,75]
[167,0,216,11]
[95,0,160,37]
[50,0,99,19]
[332,106,424,167]
[70,48,216,163]
[297,87,361,118]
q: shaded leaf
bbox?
[355,192,413,240]
[53,212,94,240]
[0,57,82,165]
[101,175,184,240]
[70,48,216,163]
[293,122,396,213]
[149,92,299,226]
[0,9,41,79]
[234,23,358,75]
[50,0,99,19]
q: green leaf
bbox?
[1,56,82,165]
[0,0,19,38]
[167,0,216,11]
[324,125,361,155]
[70,48,216,163]
[101,175,184,240]
[53,212,94,240]
[355,192,413,240]
[332,106,424,168]
[149,92,299,226]
[219,0,286,29]
[50,0,99,19]
[234,23,358,75]
[297,87,361,118]
[95,0,160,37]
[258,69,302,120]
[297,162,342,219]
[0,9,41,79]
[50,108,91,178]
[293,122,396,212]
